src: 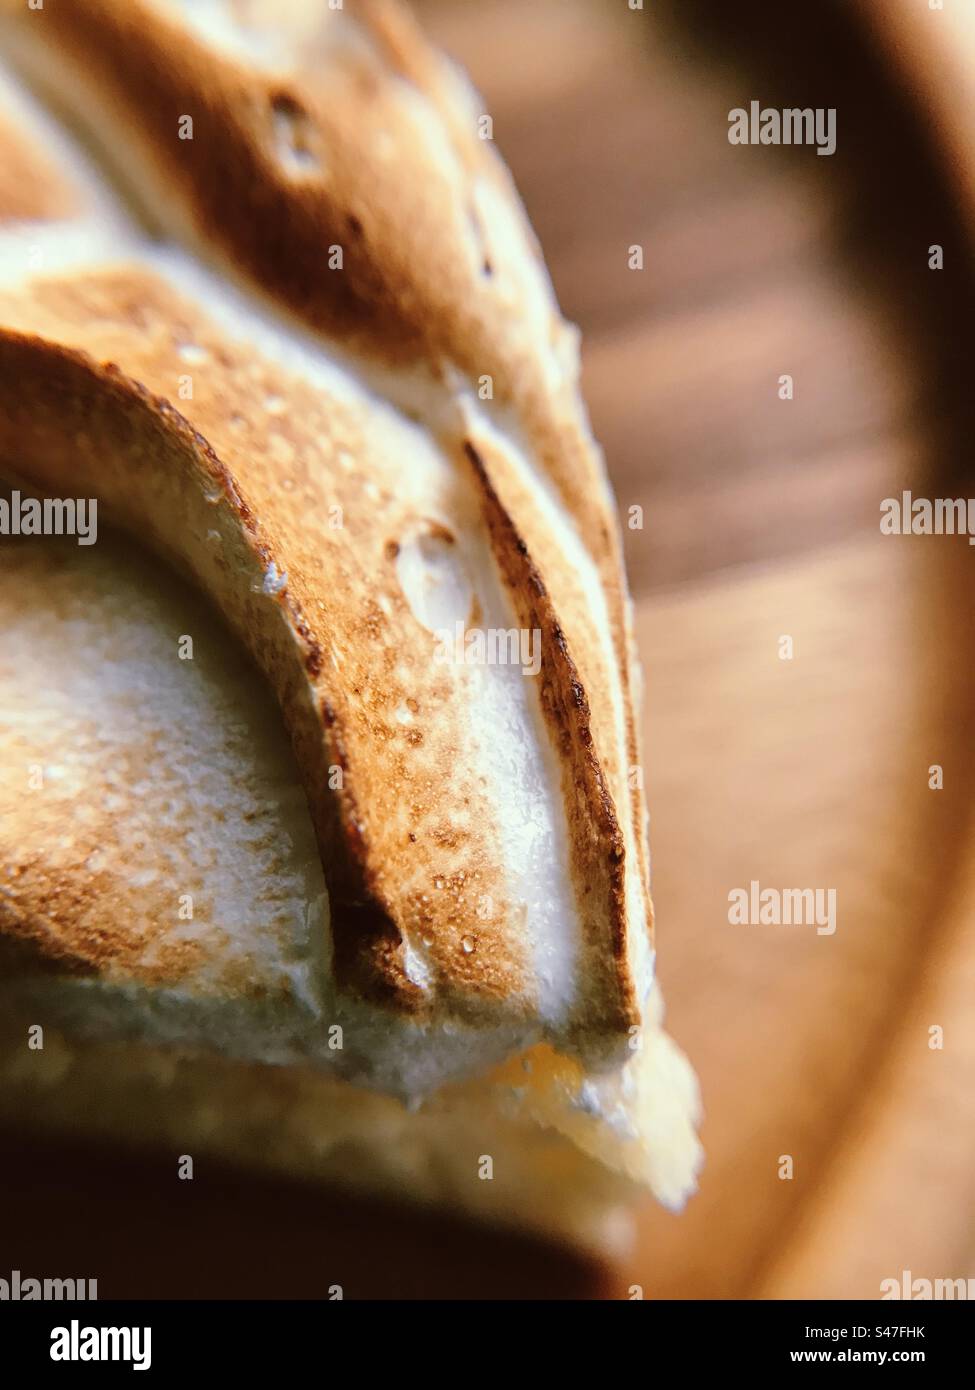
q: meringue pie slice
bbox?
[0,0,701,1251]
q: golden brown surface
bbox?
[0,108,78,223]
[0,530,320,996]
[0,0,657,1056]
[0,0,653,1026]
[0,303,526,1018]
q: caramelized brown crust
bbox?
[0,108,79,224]
[0,0,656,1060]
[463,442,638,1049]
[0,303,534,1022]
[0,0,650,910]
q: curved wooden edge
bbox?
[861,0,975,232]
[756,824,975,1298]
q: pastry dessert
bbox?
[0,0,700,1252]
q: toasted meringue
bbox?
[0,0,700,1249]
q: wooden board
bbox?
[623,534,975,1298]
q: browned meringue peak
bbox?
[0,0,657,1079]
